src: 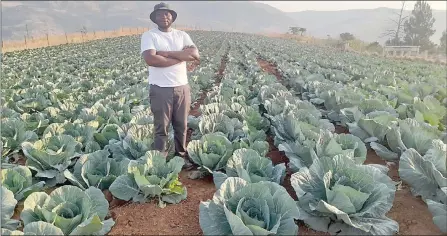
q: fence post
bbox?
[46,33,49,46]
[65,32,68,44]
[24,35,28,49]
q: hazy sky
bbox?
[258,1,447,12]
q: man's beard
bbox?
[157,21,172,29]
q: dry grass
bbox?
[260,33,323,45]
[2,26,195,53]
[261,33,447,65]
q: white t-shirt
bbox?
[140,28,195,87]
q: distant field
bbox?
[1,31,446,236]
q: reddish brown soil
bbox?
[257,58,283,82]
[388,186,443,235]
[334,125,349,134]
[187,51,228,119]
[364,148,400,182]
[265,135,289,165]
[298,221,330,235]
[364,148,442,235]
[189,92,208,117]
[108,171,216,235]
[8,152,27,165]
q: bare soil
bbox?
[389,186,443,235]
[334,125,349,134]
[365,148,442,235]
[108,171,216,235]
[257,58,283,82]
[188,50,228,118]
[258,58,326,235]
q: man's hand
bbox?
[142,49,182,68]
[155,46,200,62]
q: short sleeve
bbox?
[182,32,196,48]
[141,32,156,54]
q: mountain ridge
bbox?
[1,1,446,45]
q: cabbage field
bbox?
[1,30,446,235]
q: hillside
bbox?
[286,7,447,44]
[1,1,294,40]
[1,1,446,44]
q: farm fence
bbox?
[1,25,198,53]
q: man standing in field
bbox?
[140,2,200,169]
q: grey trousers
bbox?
[149,84,191,157]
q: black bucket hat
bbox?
[150,2,177,23]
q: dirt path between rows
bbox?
[256,58,442,235]
[257,57,328,236]
[188,49,229,118]
[363,148,441,235]
[109,47,230,236]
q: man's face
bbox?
[155,9,173,28]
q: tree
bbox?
[340,32,355,41]
[381,1,407,46]
[299,28,306,36]
[440,30,447,54]
[403,1,436,51]
[289,27,300,35]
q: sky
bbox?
[257,1,447,12]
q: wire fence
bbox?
[1,25,199,53]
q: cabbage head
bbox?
[1,165,45,201]
[345,110,398,143]
[63,149,129,190]
[106,124,154,160]
[398,139,447,233]
[199,177,300,235]
[196,114,246,141]
[187,133,234,174]
[371,118,444,161]
[2,221,65,235]
[280,130,367,173]
[20,185,115,235]
[43,121,101,153]
[291,154,398,235]
[1,186,20,231]
[398,139,446,203]
[1,118,38,158]
[213,148,286,188]
[426,197,447,233]
[22,134,82,187]
[109,150,186,206]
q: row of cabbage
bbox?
[242,34,446,234]
[181,36,398,235]
[182,40,299,235]
[0,31,228,235]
